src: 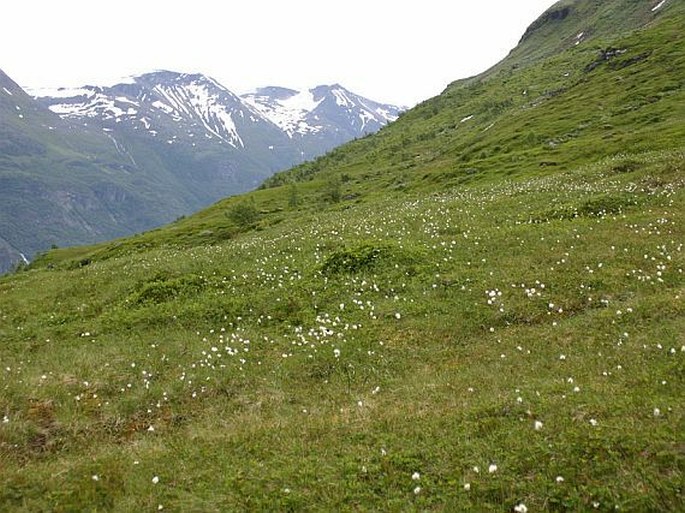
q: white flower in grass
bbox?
[534,420,543,431]
[463,483,471,491]
[395,312,401,320]
[412,472,420,481]
[488,463,498,473]
[152,476,160,484]
[514,503,528,513]
[653,408,661,417]
[413,486,421,495]
[91,475,99,481]
[556,475,565,483]
[589,418,598,427]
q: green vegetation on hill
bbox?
[1,1,684,510]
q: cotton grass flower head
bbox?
[514,503,528,513]
[488,463,498,473]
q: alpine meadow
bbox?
[1,0,684,511]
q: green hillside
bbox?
[1,1,684,511]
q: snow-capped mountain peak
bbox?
[32,71,403,161]
[242,84,402,140]
[30,71,258,148]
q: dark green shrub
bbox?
[228,200,259,228]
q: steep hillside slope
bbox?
[503,0,676,70]
[1,1,683,511]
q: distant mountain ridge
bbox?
[31,73,402,161]
[242,84,402,157]
[0,70,401,273]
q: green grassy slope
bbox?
[1,1,684,511]
[499,0,678,70]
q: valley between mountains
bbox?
[0,71,401,273]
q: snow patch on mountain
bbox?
[652,0,666,12]
[30,85,139,122]
[243,88,323,137]
[155,80,244,147]
[331,88,353,108]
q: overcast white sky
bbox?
[2,0,557,106]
